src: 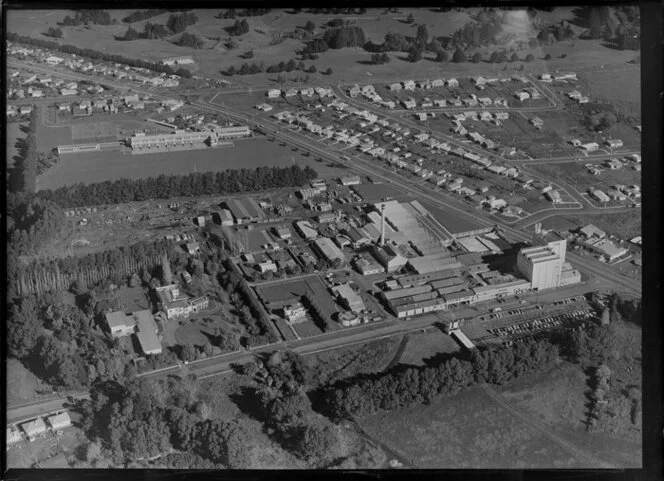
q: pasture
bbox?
[70,121,118,143]
[543,211,641,240]
[358,384,588,468]
[36,137,348,191]
[8,8,639,87]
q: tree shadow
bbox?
[228,385,267,422]
[601,40,623,51]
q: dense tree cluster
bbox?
[219,261,279,346]
[122,9,168,23]
[216,8,271,19]
[173,32,205,49]
[320,338,559,419]
[6,33,187,76]
[224,58,318,76]
[36,165,317,209]
[44,26,63,38]
[306,8,367,15]
[322,25,366,49]
[569,322,619,365]
[60,10,113,26]
[228,19,250,36]
[242,351,341,465]
[7,192,65,255]
[451,10,504,49]
[369,52,390,65]
[166,12,199,35]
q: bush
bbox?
[323,67,333,75]
[436,50,449,62]
[45,27,63,38]
[525,53,535,62]
[452,48,466,63]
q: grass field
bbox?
[540,211,641,240]
[499,360,641,467]
[397,329,461,366]
[36,137,349,191]
[303,335,402,388]
[358,384,587,468]
[420,201,486,235]
[7,359,50,405]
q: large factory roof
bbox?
[224,197,264,221]
[408,254,462,274]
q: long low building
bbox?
[407,254,463,275]
[57,143,102,154]
[128,131,210,150]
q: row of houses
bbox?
[267,86,335,99]
[8,412,72,445]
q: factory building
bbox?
[516,225,567,291]
[127,131,211,151]
[223,197,265,223]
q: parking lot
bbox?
[488,307,595,341]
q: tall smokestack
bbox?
[380,204,386,247]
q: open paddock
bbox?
[36,137,348,191]
[358,384,589,468]
[71,121,118,143]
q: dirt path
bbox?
[384,334,410,371]
[480,384,617,469]
[347,418,414,469]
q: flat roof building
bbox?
[332,284,365,312]
[46,412,72,431]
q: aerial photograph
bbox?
[5,5,643,471]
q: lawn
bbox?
[36,137,348,191]
[358,384,587,469]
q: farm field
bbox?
[36,137,350,191]
[358,383,592,469]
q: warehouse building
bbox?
[313,237,346,264]
[223,197,265,223]
[21,418,47,441]
[407,254,463,275]
[332,284,365,312]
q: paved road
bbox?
[7,393,89,425]
[480,384,616,469]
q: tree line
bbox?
[216,8,271,19]
[223,58,321,76]
[8,109,38,193]
[122,9,169,23]
[59,10,114,26]
[35,165,318,209]
[6,32,190,77]
[319,338,559,419]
